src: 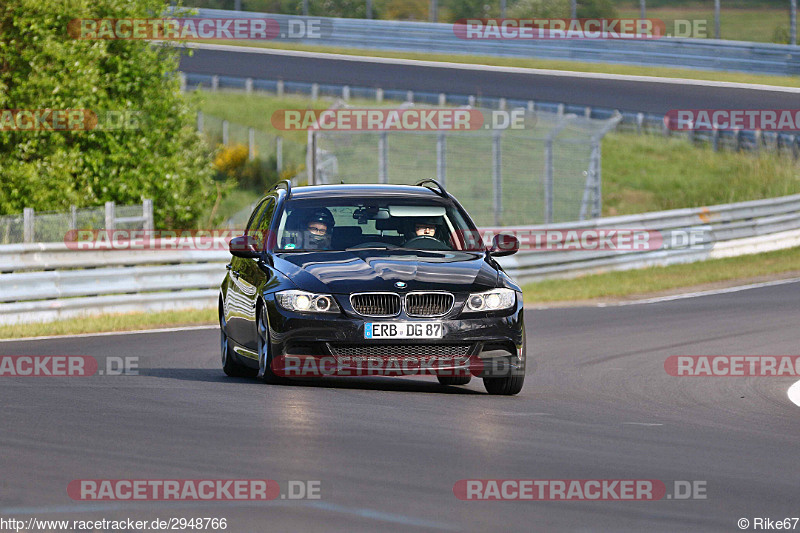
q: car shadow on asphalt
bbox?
[138,368,485,394]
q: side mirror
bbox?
[229,235,261,259]
[489,233,519,257]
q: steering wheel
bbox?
[403,235,450,250]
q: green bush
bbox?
[0,0,215,228]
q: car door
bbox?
[225,198,268,346]
[237,195,278,351]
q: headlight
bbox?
[465,288,515,312]
[276,290,340,314]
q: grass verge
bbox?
[0,308,216,340]
[522,246,800,304]
[191,39,800,88]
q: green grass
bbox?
[602,132,800,216]
[616,5,789,43]
[522,245,800,304]
[0,308,217,340]
[192,39,800,88]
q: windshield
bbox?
[274,198,482,252]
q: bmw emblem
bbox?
[394,281,407,289]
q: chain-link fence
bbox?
[0,201,153,244]
[308,106,620,226]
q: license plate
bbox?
[365,322,444,339]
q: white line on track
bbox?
[788,380,800,408]
[180,42,800,94]
[0,325,218,343]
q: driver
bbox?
[414,221,437,237]
[404,216,444,246]
[303,208,334,250]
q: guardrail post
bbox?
[70,205,77,231]
[311,83,319,101]
[277,79,284,98]
[105,201,115,231]
[143,199,154,231]
[663,115,671,137]
[499,98,507,110]
[406,91,414,103]
[376,88,383,103]
[792,134,798,160]
[222,120,229,145]
[528,100,535,113]
[245,77,253,94]
[342,85,350,101]
[248,128,255,161]
[688,121,695,144]
[438,93,446,106]
[584,106,591,119]
[712,126,720,152]
[378,131,388,184]
[636,112,644,134]
[23,207,34,243]
[557,103,565,117]
[179,72,186,93]
[211,75,219,92]
[468,95,475,107]
[754,129,762,153]
[276,137,283,172]
[196,111,203,133]
[492,131,502,225]
[436,133,446,186]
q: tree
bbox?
[0,0,215,228]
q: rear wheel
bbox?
[220,311,257,378]
[437,375,471,386]
[483,375,524,396]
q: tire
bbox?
[483,375,524,396]
[437,375,471,386]
[220,316,257,378]
[257,303,285,384]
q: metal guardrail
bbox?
[1,194,799,324]
[190,9,800,76]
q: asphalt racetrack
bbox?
[1,280,799,532]
[178,44,800,114]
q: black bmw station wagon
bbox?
[219,180,526,395]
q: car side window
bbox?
[245,199,268,237]
[251,197,276,251]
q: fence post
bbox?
[306,129,316,185]
[792,134,798,160]
[245,77,253,94]
[248,128,255,161]
[406,90,414,103]
[23,207,34,244]
[378,131,388,184]
[179,72,186,93]
[499,98,507,110]
[528,100,535,113]
[222,120,229,145]
[438,93,446,106]
[593,141,602,218]
[557,103,565,117]
[211,75,219,91]
[376,88,383,103]
[663,115,671,137]
[712,126,720,152]
[754,129,762,153]
[277,79,284,98]
[436,133,446,186]
[734,129,742,151]
[468,95,475,107]
[343,85,350,101]
[142,199,154,231]
[543,138,554,225]
[584,106,591,119]
[492,131,502,226]
[104,201,115,231]
[276,136,283,172]
[196,111,203,133]
[636,112,644,134]
[70,205,77,231]
[311,83,319,101]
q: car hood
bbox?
[272,249,498,294]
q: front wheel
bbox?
[483,375,524,395]
[257,304,285,384]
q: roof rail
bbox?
[271,180,292,198]
[415,179,448,197]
